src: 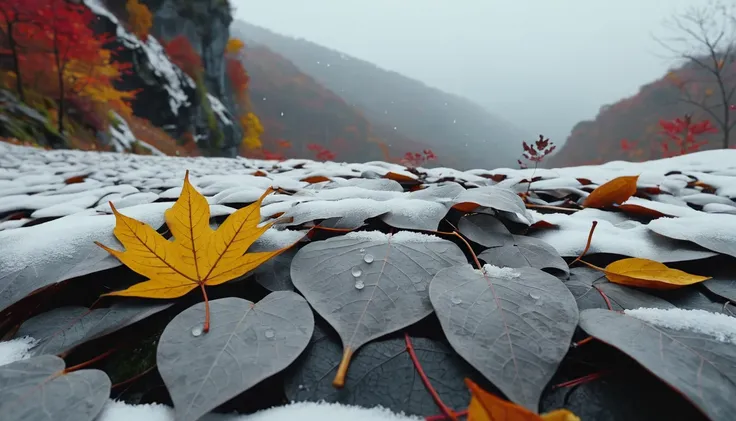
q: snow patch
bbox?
[109,112,165,156]
[207,94,233,126]
[0,336,38,367]
[625,307,736,345]
[482,264,520,279]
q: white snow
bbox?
[482,264,520,279]
[109,112,165,156]
[390,231,441,243]
[94,400,422,421]
[625,308,736,345]
[0,336,37,367]
[207,94,233,126]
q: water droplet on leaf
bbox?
[355,280,365,289]
[363,254,374,263]
[265,329,275,339]
[191,327,202,337]
[351,267,362,277]
[451,296,462,305]
[529,292,541,300]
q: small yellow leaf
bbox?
[465,379,580,421]
[582,175,639,208]
[604,258,710,290]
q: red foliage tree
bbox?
[163,35,203,78]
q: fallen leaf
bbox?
[582,175,639,208]
[0,355,110,421]
[602,258,710,290]
[704,274,736,302]
[429,264,578,411]
[157,293,314,421]
[64,174,87,184]
[452,186,533,224]
[284,323,487,417]
[96,171,291,331]
[289,230,467,387]
[301,175,331,183]
[478,235,569,277]
[458,213,514,248]
[465,378,580,421]
[579,309,736,421]
[14,302,172,356]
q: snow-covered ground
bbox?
[1,142,736,420]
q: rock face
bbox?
[87,0,241,157]
[0,90,67,149]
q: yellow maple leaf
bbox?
[465,379,580,421]
[582,175,639,209]
[95,170,296,331]
[603,258,710,290]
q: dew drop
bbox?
[451,296,463,305]
[298,384,305,390]
[265,329,275,339]
[191,326,203,337]
[355,280,365,290]
[363,254,374,263]
[351,266,362,277]
[359,248,366,254]
[529,292,541,300]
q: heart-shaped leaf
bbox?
[14,302,172,356]
[0,355,110,421]
[284,323,486,417]
[457,213,514,248]
[156,292,314,421]
[579,308,736,421]
[290,230,467,387]
[478,235,569,277]
[429,264,579,411]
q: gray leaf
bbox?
[655,287,728,314]
[0,355,110,421]
[457,213,514,248]
[453,186,533,225]
[0,202,173,313]
[157,292,314,421]
[703,275,736,302]
[290,231,467,385]
[565,266,675,311]
[253,248,297,291]
[15,302,172,356]
[478,235,569,277]
[429,264,578,411]
[579,309,736,421]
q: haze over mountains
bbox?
[233,21,532,170]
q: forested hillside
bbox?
[233,21,532,170]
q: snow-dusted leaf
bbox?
[579,309,736,421]
[15,302,172,356]
[284,324,485,417]
[453,186,533,224]
[655,287,729,314]
[648,214,736,258]
[290,230,467,387]
[478,235,569,277]
[0,355,110,421]
[565,267,675,311]
[457,213,514,247]
[157,293,314,421]
[429,264,578,411]
[703,274,736,302]
[0,202,173,313]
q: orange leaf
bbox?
[64,175,87,184]
[384,171,418,183]
[465,379,579,421]
[582,175,639,208]
[617,203,665,218]
[603,258,710,290]
[301,175,331,183]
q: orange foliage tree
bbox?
[126,0,153,41]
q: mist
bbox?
[232,0,705,146]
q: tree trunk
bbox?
[7,23,26,102]
[53,40,65,134]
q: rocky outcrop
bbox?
[86,0,240,157]
[0,90,67,149]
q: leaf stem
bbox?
[111,364,157,389]
[571,336,594,348]
[404,333,458,421]
[551,370,609,389]
[425,409,469,421]
[200,283,210,333]
[594,286,614,311]
[570,221,598,266]
[333,347,353,388]
[63,348,117,373]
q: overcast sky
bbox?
[233,0,706,145]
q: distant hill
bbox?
[232,21,532,170]
[546,59,734,167]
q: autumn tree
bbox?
[656,0,736,148]
[126,0,152,41]
[0,0,46,102]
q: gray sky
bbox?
[233,0,704,145]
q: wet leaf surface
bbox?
[290,231,467,387]
[156,292,314,421]
[14,301,172,356]
[579,309,736,421]
[0,355,110,421]
[429,264,579,411]
[478,235,569,277]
